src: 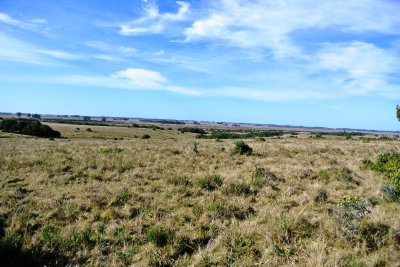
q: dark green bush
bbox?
[225,182,252,195]
[359,223,389,251]
[195,175,223,190]
[0,118,61,138]
[232,140,252,155]
[197,130,284,139]
[147,226,174,247]
[381,184,400,202]
[336,167,353,182]
[141,134,151,139]
[178,127,206,134]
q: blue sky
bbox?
[0,0,399,130]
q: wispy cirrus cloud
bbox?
[314,41,400,96]
[0,32,126,64]
[36,50,82,60]
[0,12,47,31]
[84,41,136,56]
[118,0,190,36]
[183,0,400,59]
[0,32,51,64]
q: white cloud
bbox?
[153,49,165,56]
[119,0,190,35]
[92,54,121,62]
[0,33,50,64]
[0,12,47,31]
[112,68,167,88]
[119,46,136,55]
[164,85,201,96]
[0,13,20,26]
[37,68,202,96]
[207,87,336,102]
[314,42,400,95]
[84,41,136,56]
[36,50,82,60]
[184,0,400,59]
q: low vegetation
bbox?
[178,127,206,134]
[0,122,399,266]
[197,129,284,139]
[0,118,61,138]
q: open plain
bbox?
[1,122,400,266]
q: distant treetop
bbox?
[0,118,61,138]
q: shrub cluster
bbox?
[197,130,284,139]
[337,196,372,243]
[195,175,223,190]
[370,152,400,186]
[0,118,61,138]
[232,140,252,155]
[368,152,400,202]
[178,127,206,134]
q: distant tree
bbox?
[0,118,60,138]
[27,113,31,118]
[83,116,91,121]
[32,114,41,119]
[397,105,400,121]
[16,112,22,117]
[101,117,107,122]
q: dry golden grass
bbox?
[0,123,399,266]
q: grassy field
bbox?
[0,123,399,266]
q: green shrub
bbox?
[195,175,223,190]
[224,182,252,195]
[336,167,353,182]
[251,167,280,188]
[359,223,389,251]
[272,245,296,259]
[168,176,192,186]
[337,196,371,221]
[69,228,97,248]
[114,188,131,205]
[371,152,400,186]
[142,134,151,139]
[314,188,329,203]
[381,184,400,202]
[337,196,372,243]
[147,226,174,247]
[224,233,261,264]
[360,158,374,170]
[178,127,206,134]
[318,169,329,179]
[272,218,317,245]
[232,140,252,155]
[42,225,61,248]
